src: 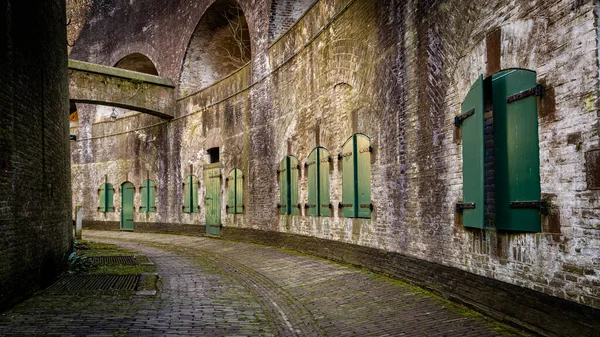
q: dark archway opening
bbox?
[179,0,251,96]
[114,53,159,75]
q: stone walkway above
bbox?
[0,231,527,336]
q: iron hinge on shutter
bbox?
[338,203,353,208]
[509,200,548,215]
[305,204,317,209]
[454,109,475,127]
[338,152,352,160]
[359,146,373,154]
[359,203,373,211]
[304,160,316,168]
[506,84,544,104]
[322,203,332,209]
[456,202,476,213]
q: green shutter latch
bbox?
[509,200,548,215]
[455,108,475,126]
[506,84,544,103]
[456,202,476,213]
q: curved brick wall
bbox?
[69,0,600,334]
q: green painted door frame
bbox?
[205,163,221,236]
[120,182,135,230]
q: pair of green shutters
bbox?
[139,180,156,212]
[183,175,199,213]
[98,180,156,213]
[307,147,331,217]
[279,134,372,219]
[183,171,244,214]
[279,156,300,215]
[227,168,244,214]
[460,69,542,232]
[98,183,115,212]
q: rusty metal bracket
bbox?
[509,200,548,215]
[338,203,353,208]
[454,109,475,127]
[506,84,543,104]
[456,202,476,213]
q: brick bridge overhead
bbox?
[68,60,175,119]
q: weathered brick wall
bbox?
[268,0,315,42]
[69,0,600,323]
[0,0,71,311]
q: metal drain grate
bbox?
[89,256,139,265]
[47,274,140,293]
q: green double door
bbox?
[205,164,221,236]
[121,182,135,230]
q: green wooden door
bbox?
[120,182,135,230]
[205,165,221,236]
[493,69,541,232]
[461,75,485,229]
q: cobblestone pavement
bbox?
[0,231,527,336]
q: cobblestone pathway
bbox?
[0,231,526,336]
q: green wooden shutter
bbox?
[141,180,156,213]
[183,176,190,213]
[227,168,243,214]
[235,169,243,214]
[318,147,331,217]
[140,179,156,213]
[98,184,106,212]
[279,159,288,215]
[307,149,318,216]
[140,183,147,212]
[342,136,356,217]
[183,175,198,213]
[461,75,485,229]
[147,180,156,212]
[227,170,235,214]
[290,156,299,215]
[191,175,199,213]
[105,183,114,212]
[356,134,372,219]
[493,69,541,232]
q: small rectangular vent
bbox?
[89,256,139,265]
[47,275,140,293]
